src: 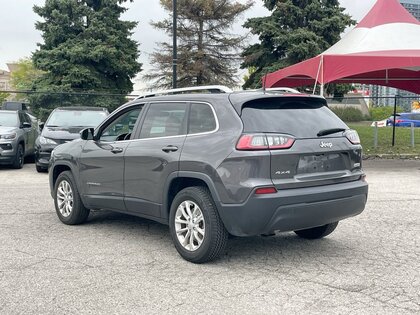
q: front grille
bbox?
[56,139,73,145]
[0,143,13,150]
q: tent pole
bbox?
[320,55,324,97]
[313,55,323,95]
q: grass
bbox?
[348,123,420,156]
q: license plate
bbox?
[298,154,345,174]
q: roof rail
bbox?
[265,87,301,94]
[135,85,233,99]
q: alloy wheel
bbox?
[56,180,74,217]
[175,200,205,251]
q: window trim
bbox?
[186,101,220,137]
[136,101,189,140]
[132,100,220,140]
[95,104,144,142]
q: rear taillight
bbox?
[395,119,403,124]
[255,187,277,194]
[236,134,295,151]
[345,130,360,145]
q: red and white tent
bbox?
[265,0,420,95]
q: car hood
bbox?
[42,126,85,140]
[0,126,18,134]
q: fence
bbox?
[0,90,138,121]
[326,94,420,152]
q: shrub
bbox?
[369,106,404,121]
[331,106,364,122]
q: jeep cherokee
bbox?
[49,87,368,263]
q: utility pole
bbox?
[172,0,177,89]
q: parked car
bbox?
[2,101,38,125]
[0,110,38,168]
[49,86,368,263]
[386,112,420,127]
[35,107,108,172]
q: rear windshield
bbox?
[47,110,107,128]
[241,98,348,138]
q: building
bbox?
[0,68,11,91]
[400,0,420,20]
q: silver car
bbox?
[0,110,38,168]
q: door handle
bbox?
[111,147,124,154]
[162,145,178,153]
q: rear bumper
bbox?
[218,180,368,236]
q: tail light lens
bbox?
[236,134,295,151]
[345,130,360,145]
[255,187,277,194]
[395,119,402,124]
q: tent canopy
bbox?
[265,0,420,94]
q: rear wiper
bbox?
[46,125,59,127]
[317,128,346,137]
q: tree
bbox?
[147,0,253,88]
[31,0,141,112]
[241,0,355,89]
[0,92,10,104]
[9,58,44,100]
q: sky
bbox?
[0,0,377,89]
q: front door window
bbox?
[100,107,142,142]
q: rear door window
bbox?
[241,98,348,138]
[140,102,187,139]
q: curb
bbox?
[363,154,420,160]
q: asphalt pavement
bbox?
[0,159,419,314]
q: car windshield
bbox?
[46,110,107,127]
[0,111,18,127]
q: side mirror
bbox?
[21,122,32,129]
[39,122,45,131]
[80,128,95,140]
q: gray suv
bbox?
[0,110,38,168]
[49,87,368,263]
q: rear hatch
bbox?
[239,97,363,189]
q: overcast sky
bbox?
[0,0,376,89]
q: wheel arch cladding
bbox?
[164,175,220,220]
[52,164,72,188]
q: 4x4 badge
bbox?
[320,141,333,148]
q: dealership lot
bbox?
[0,160,419,314]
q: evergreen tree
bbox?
[31,0,141,112]
[147,0,253,88]
[241,0,355,89]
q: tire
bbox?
[12,144,24,169]
[169,186,228,263]
[294,222,339,239]
[36,164,47,173]
[54,171,90,225]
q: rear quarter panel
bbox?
[179,99,246,204]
